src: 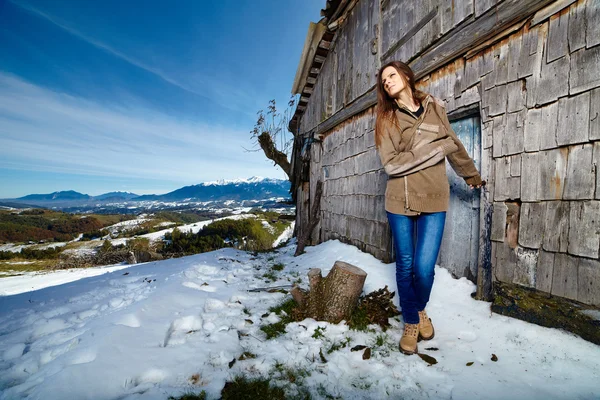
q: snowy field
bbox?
[0,240,598,399]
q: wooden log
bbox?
[293,261,367,324]
[492,280,600,345]
[322,261,368,322]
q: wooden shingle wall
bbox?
[416,0,600,307]
[294,0,600,307]
[319,109,391,261]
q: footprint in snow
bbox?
[67,348,97,365]
[114,313,141,328]
[182,281,217,292]
[163,315,203,347]
[457,331,478,342]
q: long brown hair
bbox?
[374,61,427,147]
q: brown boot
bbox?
[399,323,419,355]
[418,310,435,341]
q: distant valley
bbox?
[1,177,292,214]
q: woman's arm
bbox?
[378,121,458,177]
[436,104,483,186]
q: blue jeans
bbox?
[387,211,446,324]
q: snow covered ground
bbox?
[273,222,295,248]
[0,240,598,400]
[139,213,256,242]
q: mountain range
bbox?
[2,177,291,208]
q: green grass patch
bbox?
[221,376,285,400]
[271,262,285,271]
[312,326,326,339]
[260,298,299,339]
[327,337,352,354]
[262,271,277,282]
[238,351,257,360]
[168,391,206,400]
[0,259,56,275]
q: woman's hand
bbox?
[469,180,486,189]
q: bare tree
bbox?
[250,97,296,181]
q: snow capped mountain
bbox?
[200,176,280,186]
[135,177,290,202]
[5,177,291,208]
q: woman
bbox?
[375,61,483,355]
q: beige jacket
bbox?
[377,95,482,215]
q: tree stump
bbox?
[291,261,367,323]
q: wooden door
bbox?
[437,116,482,282]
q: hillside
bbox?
[0,241,598,399]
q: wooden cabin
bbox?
[289,0,600,340]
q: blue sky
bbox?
[0,0,323,198]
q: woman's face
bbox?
[381,66,406,98]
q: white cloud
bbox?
[0,73,283,183]
[8,0,263,116]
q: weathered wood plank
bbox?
[543,201,570,252]
[507,33,522,82]
[539,148,568,200]
[334,28,349,113]
[569,45,600,95]
[525,24,548,108]
[491,202,508,242]
[455,0,474,26]
[507,80,526,113]
[517,26,538,79]
[511,154,521,176]
[594,142,600,199]
[475,0,497,17]
[492,114,506,158]
[350,0,378,102]
[321,48,337,120]
[536,249,555,293]
[524,108,541,152]
[315,90,377,137]
[564,144,595,200]
[521,152,540,202]
[353,148,382,175]
[504,110,526,155]
[514,247,538,287]
[410,0,555,80]
[568,0,587,52]
[535,53,570,106]
[382,6,437,62]
[568,200,600,258]
[518,202,546,248]
[551,253,579,300]
[480,48,495,77]
[538,101,559,150]
[494,241,517,283]
[590,87,600,140]
[530,0,578,26]
[578,258,600,306]
[495,42,510,86]
[546,11,570,63]
[485,84,508,117]
[556,91,590,146]
[463,55,480,90]
[494,156,521,201]
[310,144,323,246]
[586,0,600,48]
